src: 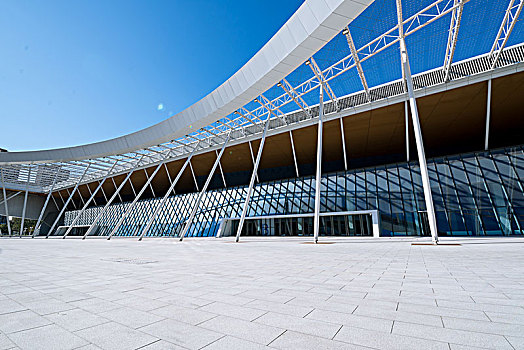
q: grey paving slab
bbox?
[199,315,284,345]
[0,310,52,334]
[75,321,158,350]
[8,324,88,350]
[139,318,223,350]
[0,237,524,349]
[44,308,110,332]
[201,335,269,350]
[0,332,15,350]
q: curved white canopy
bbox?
[0,0,372,164]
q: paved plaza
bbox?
[1,237,524,350]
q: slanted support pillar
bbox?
[179,132,231,241]
[484,79,492,151]
[400,38,439,244]
[313,85,324,244]
[47,164,91,238]
[34,168,60,237]
[19,166,31,236]
[63,161,119,238]
[139,142,200,240]
[339,118,348,171]
[1,169,12,236]
[405,101,410,162]
[235,120,270,242]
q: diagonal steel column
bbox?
[47,164,91,238]
[179,132,231,241]
[0,191,22,206]
[405,101,410,161]
[1,169,12,236]
[248,141,260,183]
[485,79,492,150]
[313,85,324,243]
[19,166,32,237]
[33,167,60,237]
[340,118,348,171]
[82,155,145,239]
[139,142,200,240]
[443,0,464,81]
[107,156,170,240]
[63,161,119,238]
[343,27,371,101]
[400,36,439,244]
[235,120,270,242]
[289,131,300,178]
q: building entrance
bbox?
[225,213,374,237]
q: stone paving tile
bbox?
[254,311,341,339]
[334,325,449,350]
[200,301,267,321]
[246,299,313,317]
[201,335,270,349]
[392,320,513,349]
[44,308,110,332]
[199,315,284,345]
[8,324,88,350]
[269,330,368,349]
[139,318,223,350]
[0,332,15,350]
[98,307,164,329]
[0,310,52,334]
[75,321,158,350]
[305,308,393,333]
[150,304,216,325]
[1,238,524,349]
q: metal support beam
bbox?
[34,167,60,237]
[485,79,492,151]
[235,120,270,242]
[19,166,32,236]
[179,132,231,241]
[343,27,371,101]
[443,0,464,81]
[248,141,260,183]
[490,0,523,69]
[215,150,227,188]
[289,131,300,178]
[107,160,167,240]
[399,36,439,244]
[307,57,339,111]
[405,101,410,161]
[0,191,22,206]
[1,169,12,236]
[189,160,199,191]
[139,143,201,240]
[63,161,119,238]
[278,79,311,119]
[47,164,91,238]
[339,118,348,171]
[313,85,324,243]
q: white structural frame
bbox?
[485,79,492,151]
[398,0,439,244]
[19,166,31,236]
[490,0,523,69]
[235,119,270,242]
[313,85,324,243]
[443,0,464,81]
[343,27,371,101]
[139,142,201,240]
[179,132,232,241]
[1,169,12,236]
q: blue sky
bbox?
[0,0,303,151]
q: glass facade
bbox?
[64,146,524,237]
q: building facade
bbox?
[1,0,523,242]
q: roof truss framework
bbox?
[2,0,523,197]
[443,0,465,81]
[490,0,524,68]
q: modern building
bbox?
[1,0,523,243]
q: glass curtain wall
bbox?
[63,146,524,237]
